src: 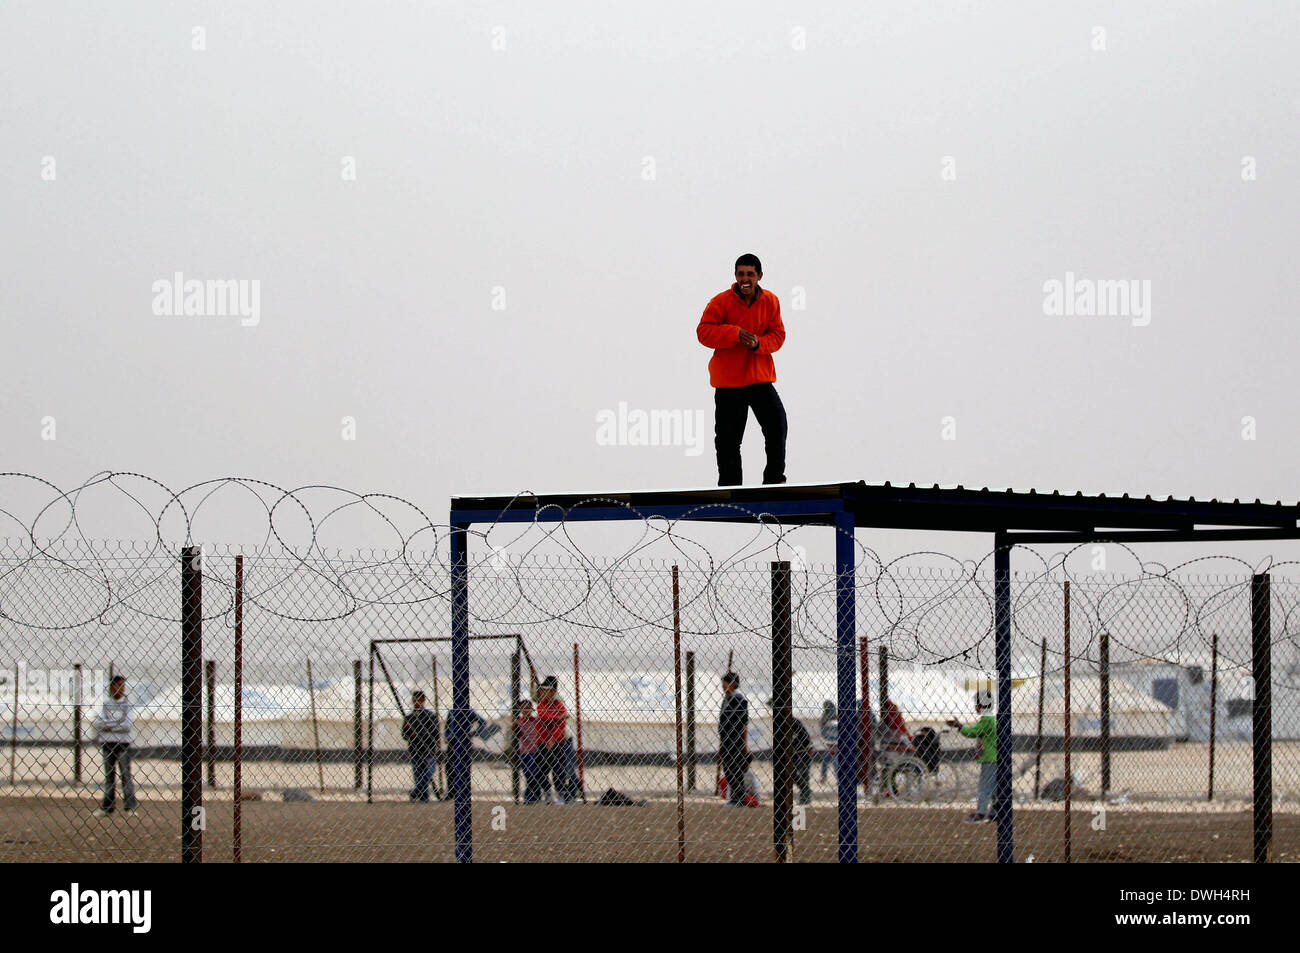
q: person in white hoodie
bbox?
[94,675,137,816]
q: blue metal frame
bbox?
[448,494,859,863]
[450,524,473,863]
[834,510,859,862]
[449,482,1299,864]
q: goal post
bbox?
[366,634,531,803]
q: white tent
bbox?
[1011,675,1173,738]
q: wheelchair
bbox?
[879,727,955,802]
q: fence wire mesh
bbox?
[1,475,1297,862]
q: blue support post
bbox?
[450,524,473,863]
[993,532,1014,863]
[1251,573,1271,863]
[834,510,858,862]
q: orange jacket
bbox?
[697,285,786,388]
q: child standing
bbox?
[818,701,838,784]
[514,699,546,803]
[947,690,997,823]
[93,675,137,816]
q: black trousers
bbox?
[101,742,137,812]
[721,753,748,805]
[714,383,787,486]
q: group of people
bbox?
[402,689,508,802]
[511,676,581,804]
[401,674,581,805]
[87,668,996,823]
[717,671,816,808]
[719,672,999,823]
[717,671,888,810]
[816,698,913,793]
[819,693,1000,822]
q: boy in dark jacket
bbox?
[718,672,749,806]
[402,691,440,802]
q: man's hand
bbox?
[737,329,759,350]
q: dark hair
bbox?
[722,671,739,686]
[110,675,126,687]
[734,253,762,274]
[412,690,426,702]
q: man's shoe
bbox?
[94,808,113,817]
[962,813,985,824]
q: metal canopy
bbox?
[446,479,1298,866]
[451,480,1300,536]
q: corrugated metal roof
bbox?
[451,480,1300,535]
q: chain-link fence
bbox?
[4,527,1297,862]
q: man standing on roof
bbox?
[697,253,788,486]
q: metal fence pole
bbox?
[72,663,82,784]
[510,648,521,804]
[450,525,472,863]
[878,646,888,718]
[771,560,793,863]
[432,656,444,798]
[308,659,324,795]
[993,533,1014,863]
[673,566,686,863]
[1100,632,1111,799]
[875,643,887,805]
[1207,633,1218,802]
[1252,573,1271,863]
[685,651,696,791]
[233,555,243,863]
[1033,637,1046,799]
[833,510,858,863]
[1063,579,1072,864]
[573,643,586,801]
[205,659,217,789]
[353,660,363,790]
[366,643,374,804]
[180,545,204,863]
[860,636,873,803]
[8,663,17,786]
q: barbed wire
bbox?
[0,472,1297,683]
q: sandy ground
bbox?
[4,739,1296,861]
[1,795,1295,863]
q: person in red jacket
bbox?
[881,699,913,755]
[697,253,788,486]
[535,676,578,803]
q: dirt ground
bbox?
[2,795,1295,863]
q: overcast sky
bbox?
[2,1,1297,569]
